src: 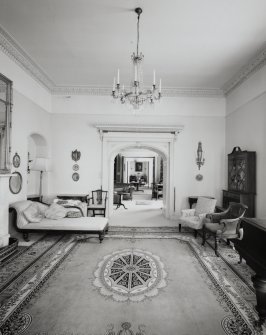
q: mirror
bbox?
[9,172,23,194]
[0,74,12,173]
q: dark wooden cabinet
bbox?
[223,147,256,217]
[228,147,256,193]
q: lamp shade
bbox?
[31,157,51,172]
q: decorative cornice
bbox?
[223,45,266,96]
[1,23,265,98]
[0,25,54,91]
[52,85,224,98]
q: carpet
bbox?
[0,232,263,335]
[135,201,152,205]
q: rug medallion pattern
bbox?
[93,248,167,302]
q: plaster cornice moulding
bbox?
[0,25,54,91]
[1,24,265,98]
[52,86,224,98]
[223,46,266,96]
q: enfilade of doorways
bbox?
[109,148,170,227]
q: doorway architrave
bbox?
[97,126,183,218]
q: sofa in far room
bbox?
[9,200,109,243]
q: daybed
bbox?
[9,200,109,243]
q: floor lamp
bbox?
[31,158,50,202]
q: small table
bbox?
[114,192,128,210]
[130,181,144,192]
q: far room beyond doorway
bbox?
[111,147,172,227]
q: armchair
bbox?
[87,189,108,217]
[179,197,217,237]
[202,202,248,256]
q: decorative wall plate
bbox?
[9,172,23,194]
[72,172,79,182]
[196,174,203,181]
[71,150,81,162]
[72,164,79,171]
[13,152,21,168]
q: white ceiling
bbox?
[0,0,266,90]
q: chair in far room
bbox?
[87,189,108,217]
[202,202,247,256]
[179,197,217,237]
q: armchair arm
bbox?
[181,209,196,218]
[206,211,227,223]
[220,218,240,235]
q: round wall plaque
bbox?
[196,174,203,181]
[9,172,23,194]
[72,164,79,171]
[13,152,21,168]
[72,172,79,182]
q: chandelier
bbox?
[112,7,162,110]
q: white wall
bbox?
[9,90,52,204]
[51,94,226,213]
[226,66,266,217]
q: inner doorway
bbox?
[113,148,164,203]
[100,128,180,220]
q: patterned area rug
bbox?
[0,230,264,335]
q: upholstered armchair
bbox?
[202,202,248,256]
[179,197,217,237]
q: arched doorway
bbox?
[27,133,49,196]
[99,128,181,218]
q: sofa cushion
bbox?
[66,210,82,218]
[11,200,33,228]
[23,203,44,223]
[45,203,67,220]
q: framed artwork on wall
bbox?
[135,162,143,172]
[9,172,23,194]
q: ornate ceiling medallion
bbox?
[93,248,167,302]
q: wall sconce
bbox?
[27,152,33,174]
[196,142,205,170]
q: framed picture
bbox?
[135,162,143,172]
[9,172,23,194]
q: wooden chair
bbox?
[202,202,248,256]
[152,183,163,200]
[87,189,108,217]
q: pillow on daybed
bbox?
[44,203,68,220]
[11,200,34,228]
[23,202,47,223]
[66,210,82,218]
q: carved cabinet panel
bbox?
[225,147,256,217]
[228,147,256,193]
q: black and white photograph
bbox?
[0,1,266,334]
